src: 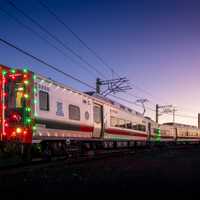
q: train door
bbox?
[148,122,151,141]
[93,104,103,138]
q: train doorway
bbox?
[93,104,103,138]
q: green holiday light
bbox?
[156,128,161,142]
[32,126,36,131]
[34,99,37,104]
[10,69,16,74]
[2,70,7,76]
[26,118,31,124]
[33,75,37,80]
[33,88,37,93]
[26,107,31,112]
[23,68,28,73]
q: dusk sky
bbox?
[0,0,200,125]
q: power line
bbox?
[0,6,98,77]
[1,36,198,122]
[7,0,107,79]
[36,0,166,105]
[3,1,197,118]
[0,37,96,90]
[37,0,116,76]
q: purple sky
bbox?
[0,0,200,125]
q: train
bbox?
[0,64,200,158]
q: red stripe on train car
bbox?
[80,125,94,132]
[105,128,147,137]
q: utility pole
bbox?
[173,108,175,123]
[155,104,173,123]
[173,108,176,123]
[96,77,131,96]
[156,104,159,123]
[96,78,101,94]
[136,99,149,115]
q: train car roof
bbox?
[162,122,198,129]
[35,73,144,117]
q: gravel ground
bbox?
[1,147,200,196]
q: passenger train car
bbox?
[0,64,200,156]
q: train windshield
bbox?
[6,80,25,109]
[4,78,26,125]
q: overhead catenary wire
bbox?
[7,0,107,79]
[0,6,98,77]
[36,0,172,106]
[37,0,114,76]
[0,37,96,90]
[3,1,198,119]
[0,37,198,121]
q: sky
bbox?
[0,0,200,125]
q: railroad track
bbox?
[0,148,135,172]
[0,143,199,173]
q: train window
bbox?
[56,102,64,116]
[111,117,117,127]
[118,119,126,128]
[126,121,132,129]
[69,104,80,121]
[138,124,146,131]
[132,124,146,131]
[39,90,49,111]
[85,111,90,120]
[93,106,101,123]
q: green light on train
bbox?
[156,128,161,142]
[2,70,7,76]
[26,118,31,124]
[26,107,31,112]
[10,69,16,74]
[23,68,28,73]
